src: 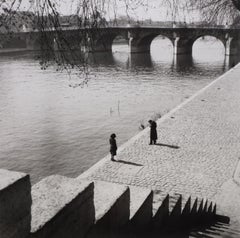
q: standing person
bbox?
[109,133,117,161]
[148,120,158,145]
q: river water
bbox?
[0,37,231,183]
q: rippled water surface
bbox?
[0,38,231,183]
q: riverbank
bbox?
[78,63,240,227]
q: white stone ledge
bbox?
[31,175,94,238]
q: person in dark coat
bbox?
[109,133,117,161]
[148,120,158,145]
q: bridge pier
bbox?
[173,37,192,55]
[224,54,240,69]
[129,44,151,53]
[225,36,240,56]
[80,35,113,53]
[88,43,112,52]
[128,37,151,53]
[127,31,155,54]
[173,54,193,70]
[25,33,54,51]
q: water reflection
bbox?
[172,55,194,72]
[127,53,153,69]
[112,51,129,67]
[88,52,115,66]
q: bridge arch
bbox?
[192,36,225,60]
[88,30,128,52]
[94,33,117,52]
[192,34,225,47]
[129,33,174,53]
[225,36,240,55]
[112,35,129,52]
[151,35,174,61]
[173,33,227,56]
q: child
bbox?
[109,133,117,161]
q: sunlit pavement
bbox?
[78,63,240,226]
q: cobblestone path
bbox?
[79,64,240,223]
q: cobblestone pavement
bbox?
[79,64,240,223]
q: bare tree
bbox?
[184,0,240,24]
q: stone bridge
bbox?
[85,26,240,56]
[2,26,240,59]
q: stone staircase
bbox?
[189,221,240,238]
[0,169,236,238]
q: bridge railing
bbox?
[4,24,240,34]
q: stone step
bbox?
[214,223,231,230]
[189,197,217,226]
[82,180,130,238]
[172,195,192,228]
[190,231,216,238]
[213,204,217,214]
[196,198,205,214]
[190,222,240,238]
[152,192,184,228]
[209,223,240,236]
[203,199,210,213]
[215,215,230,224]
[152,190,169,217]
[190,230,240,238]
[201,199,218,222]
[169,194,182,215]
[202,228,224,237]
[181,195,191,216]
[197,198,211,218]
[215,221,231,227]
[128,185,153,228]
[165,194,182,230]
[30,175,94,238]
[0,169,31,238]
[152,190,169,227]
[205,227,240,237]
[211,225,231,231]
[191,197,202,216]
[207,202,214,214]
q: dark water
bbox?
[0,38,231,183]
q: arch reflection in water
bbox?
[127,53,153,69]
[172,55,194,72]
[87,52,115,67]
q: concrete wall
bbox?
[0,169,31,238]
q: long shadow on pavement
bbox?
[155,143,180,149]
[114,160,143,166]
